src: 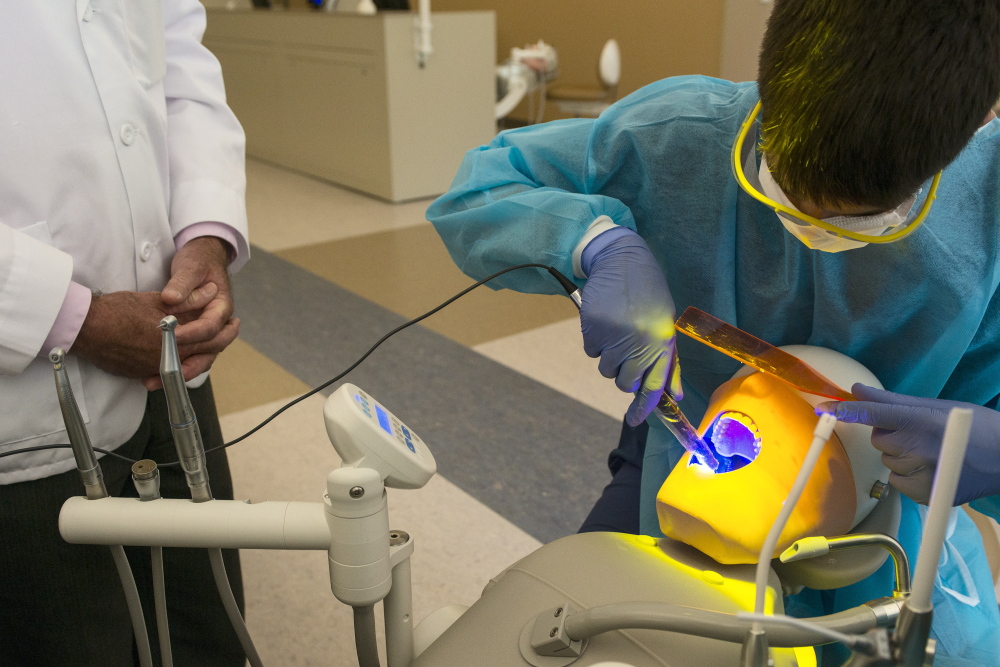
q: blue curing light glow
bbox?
[375,405,393,436]
[689,411,761,474]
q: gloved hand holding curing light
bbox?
[816,384,1000,505]
[579,226,680,427]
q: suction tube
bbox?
[895,408,973,666]
[754,414,838,616]
[745,413,838,665]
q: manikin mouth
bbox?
[689,411,762,473]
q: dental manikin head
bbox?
[656,346,888,565]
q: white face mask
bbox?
[758,156,917,253]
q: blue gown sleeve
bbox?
[426,118,638,295]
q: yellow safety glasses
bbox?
[732,101,942,245]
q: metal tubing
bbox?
[385,556,414,667]
[894,606,934,667]
[59,497,331,550]
[158,316,212,503]
[132,460,161,502]
[562,602,879,648]
[739,627,768,667]
[825,534,910,596]
[50,348,107,500]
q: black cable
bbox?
[0,444,138,463]
[0,263,579,467]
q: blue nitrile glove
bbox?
[816,384,1000,505]
[580,226,680,427]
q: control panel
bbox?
[323,383,436,489]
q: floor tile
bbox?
[246,159,434,253]
[276,225,578,347]
[474,317,632,422]
[232,248,617,543]
[208,338,312,416]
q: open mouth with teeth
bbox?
[689,410,762,473]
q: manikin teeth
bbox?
[709,411,762,461]
[717,411,759,436]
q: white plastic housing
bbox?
[59,497,330,550]
[733,345,889,528]
[324,384,436,489]
[325,466,392,606]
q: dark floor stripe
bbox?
[232,246,620,543]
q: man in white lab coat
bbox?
[0,2,250,664]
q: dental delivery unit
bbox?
[46,306,973,667]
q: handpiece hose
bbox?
[158,317,263,666]
[50,349,152,667]
[51,348,107,499]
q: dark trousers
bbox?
[578,418,648,535]
[0,380,246,666]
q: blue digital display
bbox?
[375,405,393,436]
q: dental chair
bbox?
[409,347,907,666]
[57,341,929,666]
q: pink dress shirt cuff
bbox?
[41,281,93,357]
[173,221,240,264]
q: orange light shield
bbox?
[675,308,854,402]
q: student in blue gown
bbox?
[428,1,1000,663]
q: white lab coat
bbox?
[0,0,249,483]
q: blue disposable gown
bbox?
[427,75,1000,665]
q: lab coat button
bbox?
[139,242,153,261]
[120,124,137,146]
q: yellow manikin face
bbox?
[656,372,857,565]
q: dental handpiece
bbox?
[159,316,212,502]
[50,348,108,499]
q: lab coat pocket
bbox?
[123,0,167,89]
[0,356,90,447]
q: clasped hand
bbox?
[817,384,1000,505]
[71,237,240,390]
